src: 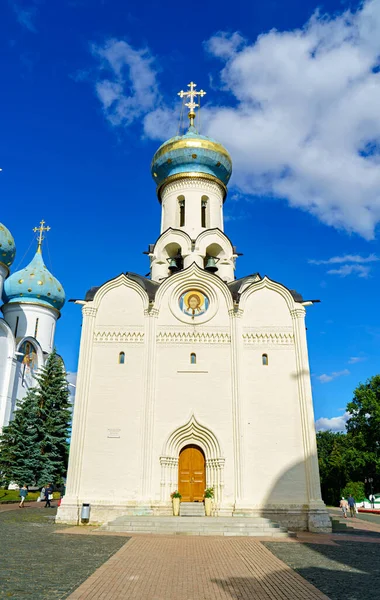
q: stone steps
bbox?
[99,515,293,537]
[180,502,205,517]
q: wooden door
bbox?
[178,445,205,502]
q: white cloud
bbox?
[309,254,379,265]
[92,39,159,127]
[327,264,371,277]
[316,369,350,383]
[205,32,245,59]
[89,2,380,239]
[202,0,380,239]
[9,1,37,32]
[309,253,378,277]
[144,106,178,140]
[315,411,350,432]
[348,356,366,364]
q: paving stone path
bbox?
[0,505,127,600]
[66,536,329,600]
[2,504,380,599]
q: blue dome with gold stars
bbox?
[3,248,65,312]
[0,222,16,272]
[151,82,232,198]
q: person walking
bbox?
[340,497,348,518]
[44,483,53,508]
[19,485,28,508]
[348,494,356,517]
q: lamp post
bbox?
[365,477,374,508]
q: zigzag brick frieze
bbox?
[242,332,294,345]
[156,331,231,344]
[94,331,145,343]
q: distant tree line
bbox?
[317,374,380,506]
[0,350,71,488]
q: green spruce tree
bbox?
[0,350,71,487]
[0,390,40,486]
[33,349,72,485]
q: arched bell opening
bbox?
[204,243,224,273]
[164,242,183,275]
[178,444,205,502]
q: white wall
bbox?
[73,280,148,502]
[0,320,15,430]
[2,303,58,353]
[10,337,44,417]
[0,264,7,302]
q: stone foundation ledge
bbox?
[232,506,331,532]
[56,501,174,525]
[56,501,331,532]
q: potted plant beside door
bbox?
[171,491,182,516]
[204,487,214,516]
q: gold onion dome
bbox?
[151,82,232,199]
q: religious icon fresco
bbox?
[179,290,209,317]
[17,340,38,388]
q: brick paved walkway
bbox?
[0,500,45,513]
[67,536,330,600]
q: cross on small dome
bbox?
[178,82,206,128]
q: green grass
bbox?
[0,489,60,503]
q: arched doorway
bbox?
[178,445,205,502]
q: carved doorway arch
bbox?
[160,414,225,505]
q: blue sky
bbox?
[2,0,380,430]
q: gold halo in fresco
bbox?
[179,290,209,317]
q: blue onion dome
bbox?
[3,248,65,311]
[151,125,232,199]
[0,222,16,272]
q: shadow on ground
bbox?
[0,507,129,600]
[264,538,380,600]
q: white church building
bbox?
[57,83,330,532]
[0,221,65,430]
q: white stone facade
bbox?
[58,170,330,532]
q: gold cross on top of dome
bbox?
[178,82,206,127]
[33,219,51,252]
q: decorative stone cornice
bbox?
[242,332,294,344]
[290,308,306,319]
[156,331,231,344]
[82,306,97,318]
[161,176,224,199]
[94,331,145,343]
[144,307,159,317]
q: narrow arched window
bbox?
[34,318,39,338]
[190,353,196,365]
[178,195,185,227]
[201,195,208,228]
[262,353,268,366]
[14,316,19,338]
[119,352,125,365]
